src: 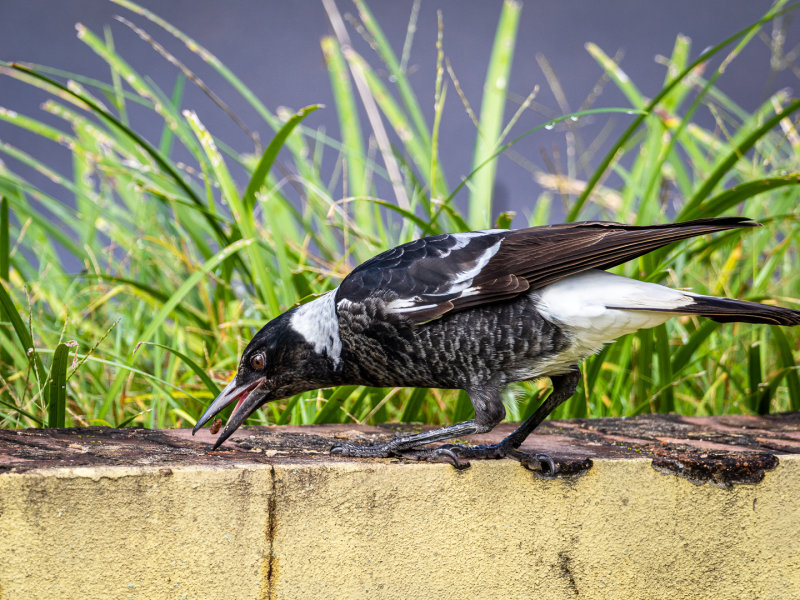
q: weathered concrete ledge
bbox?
[1,413,799,599]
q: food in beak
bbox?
[192,377,265,436]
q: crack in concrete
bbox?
[265,464,278,600]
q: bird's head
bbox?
[192,297,341,448]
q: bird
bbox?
[193,217,800,472]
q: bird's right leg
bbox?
[416,369,581,473]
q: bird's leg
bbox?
[330,386,506,461]
[330,419,493,459]
[418,369,581,473]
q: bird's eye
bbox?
[250,353,266,370]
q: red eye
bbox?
[250,353,265,370]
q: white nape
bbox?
[289,290,342,366]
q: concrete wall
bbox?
[2,454,798,599]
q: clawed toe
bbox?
[426,447,471,470]
[512,451,557,477]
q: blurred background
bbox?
[3,1,799,228]
[1,1,798,431]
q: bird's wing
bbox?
[336,217,758,324]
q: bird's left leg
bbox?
[329,387,506,460]
[417,368,581,473]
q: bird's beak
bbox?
[192,376,267,449]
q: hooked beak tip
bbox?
[192,378,240,434]
[192,377,267,448]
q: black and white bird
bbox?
[193,217,800,471]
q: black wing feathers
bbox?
[338,231,507,304]
[611,295,800,326]
[479,217,757,291]
[337,217,758,324]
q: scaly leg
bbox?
[330,385,506,459]
[330,419,490,458]
[411,369,581,473]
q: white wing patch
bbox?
[448,229,506,251]
[289,290,342,366]
[448,238,503,292]
[387,301,439,314]
[386,239,503,314]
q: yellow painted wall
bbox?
[1,457,798,599]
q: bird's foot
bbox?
[407,443,558,476]
[330,439,558,476]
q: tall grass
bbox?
[0,0,798,432]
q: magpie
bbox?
[193,217,800,471]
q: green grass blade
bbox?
[313,385,360,424]
[137,238,255,344]
[352,0,431,148]
[0,195,7,281]
[184,110,277,311]
[4,61,152,108]
[430,15,447,204]
[660,34,693,112]
[689,174,800,218]
[771,326,800,411]
[0,395,43,426]
[747,342,770,415]
[322,36,367,200]
[679,101,800,217]
[400,387,429,423]
[569,1,800,221]
[104,25,129,124]
[0,280,50,421]
[585,43,645,109]
[671,320,721,375]
[242,104,322,213]
[452,389,474,422]
[134,342,219,397]
[636,329,654,413]
[117,411,150,428]
[468,0,521,227]
[362,198,438,235]
[653,324,674,412]
[350,51,441,193]
[159,74,185,156]
[0,102,77,145]
[47,342,70,428]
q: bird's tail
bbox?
[669,294,800,325]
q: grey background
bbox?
[1,1,798,234]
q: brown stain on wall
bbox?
[261,465,280,600]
